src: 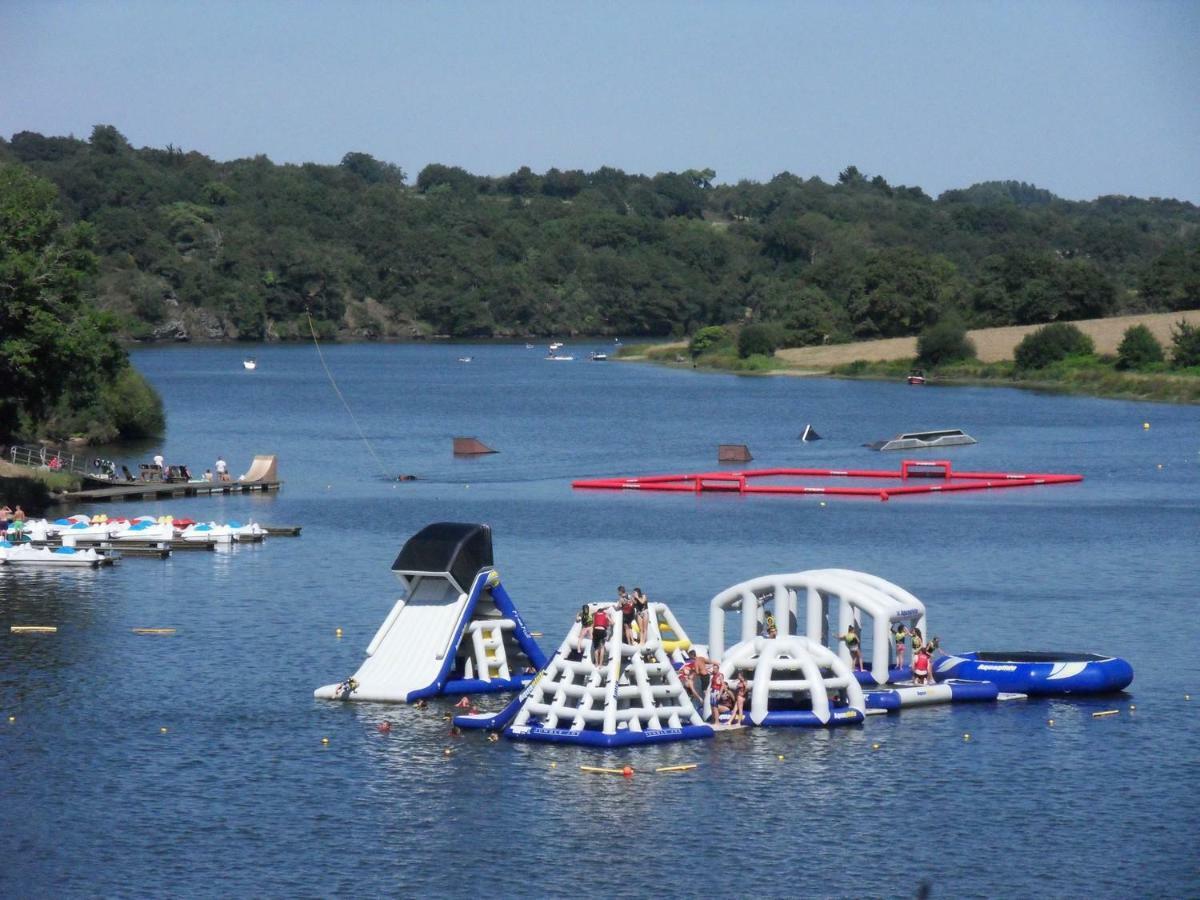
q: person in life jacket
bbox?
[912,645,931,684]
[591,605,611,668]
[893,622,909,669]
[840,623,863,671]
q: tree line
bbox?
[2,125,1198,353]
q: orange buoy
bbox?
[621,765,634,778]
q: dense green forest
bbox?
[0,161,163,444]
[2,125,1198,348]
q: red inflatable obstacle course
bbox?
[572,459,1082,502]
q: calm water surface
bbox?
[2,342,1198,898]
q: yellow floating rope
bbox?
[132,628,177,635]
[10,626,57,634]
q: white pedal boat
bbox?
[0,541,104,567]
[178,522,235,543]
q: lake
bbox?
[2,342,1197,898]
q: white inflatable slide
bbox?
[314,523,545,703]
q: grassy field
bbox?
[624,309,1200,403]
[774,309,1200,368]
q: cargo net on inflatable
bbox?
[506,602,714,747]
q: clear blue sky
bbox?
[2,0,1197,201]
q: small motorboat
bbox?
[525,343,535,350]
[934,651,1133,695]
[243,359,257,370]
[865,428,976,451]
[907,369,926,385]
[0,541,105,568]
[589,351,607,361]
[545,354,575,361]
[457,356,473,363]
[549,342,563,351]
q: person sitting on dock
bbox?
[203,469,213,482]
[591,605,611,668]
[840,623,863,671]
[893,622,909,670]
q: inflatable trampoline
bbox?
[934,651,1133,695]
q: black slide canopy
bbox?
[392,522,494,592]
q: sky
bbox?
[1,0,1197,202]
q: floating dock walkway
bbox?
[573,459,1082,501]
[63,480,281,503]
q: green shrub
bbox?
[1115,324,1164,370]
[1170,319,1200,368]
[1014,323,1094,370]
[737,324,781,359]
[916,319,975,367]
[688,325,731,358]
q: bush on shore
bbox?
[1014,323,1095,370]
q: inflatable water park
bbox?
[315,523,1133,748]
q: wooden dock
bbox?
[62,481,282,503]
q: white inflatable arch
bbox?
[720,635,865,725]
[708,570,927,685]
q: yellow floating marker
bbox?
[962,733,971,741]
[160,726,168,734]
[10,626,57,634]
[777,754,785,761]
[871,742,881,750]
[335,628,343,637]
[1092,710,1119,718]
[1156,464,1163,470]
[1129,705,1136,711]
[443,747,454,756]
[1186,694,1191,701]
[1047,719,1055,726]
[549,761,557,768]
[655,764,698,773]
[321,736,330,744]
[1142,422,1150,430]
[133,628,176,635]
[7,715,14,723]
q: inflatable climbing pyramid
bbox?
[506,602,713,747]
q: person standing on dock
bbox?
[215,456,229,482]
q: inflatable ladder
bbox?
[506,602,713,747]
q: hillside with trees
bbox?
[2,126,1198,349]
[0,160,163,444]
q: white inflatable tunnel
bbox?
[720,635,865,726]
[708,570,927,686]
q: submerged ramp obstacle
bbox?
[506,602,713,747]
[573,459,1082,502]
[314,523,546,703]
[453,437,497,455]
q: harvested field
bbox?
[775,309,1200,369]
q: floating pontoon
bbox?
[935,651,1133,695]
[314,523,546,703]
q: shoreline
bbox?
[622,346,1200,405]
